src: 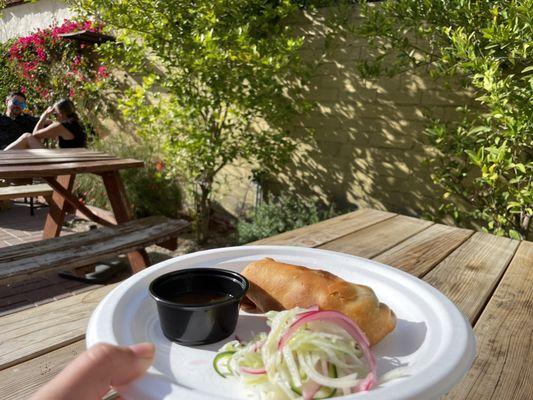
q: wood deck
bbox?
[0,208,531,399]
[0,203,99,316]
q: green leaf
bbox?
[508,230,522,240]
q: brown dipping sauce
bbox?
[166,291,233,305]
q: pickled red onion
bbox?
[278,310,377,392]
[240,366,267,375]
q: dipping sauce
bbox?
[166,291,234,305]
[149,268,249,345]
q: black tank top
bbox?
[59,119,86,148]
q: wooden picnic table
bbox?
[0,208,531,399]
[0,148,150,270]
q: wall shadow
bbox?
[267,8,475,221]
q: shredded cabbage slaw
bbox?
[213,307,380,400]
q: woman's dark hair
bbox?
[54,98,79,122]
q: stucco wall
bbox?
[215,7,475,219]
[0,0,74,42]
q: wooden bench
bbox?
[0,183,53,216]
[0,215,190,283]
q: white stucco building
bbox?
[0,0,75,42]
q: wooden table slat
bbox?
[0,216,172,262]
[2,148,93,154]
[0,149,101,159]
[0,183,53,200]
[0,207,530,399]
[422,232,519,324]
[0,284,118,371]
[0,159,144,179]
[0,155,119,165]
[0,341,86,400]
[319,215,433,259]
[252,208,396,247]
[444,240,533,400]
[374,223,474,277]
[0,218,189,282]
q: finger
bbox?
[31,342,155,400]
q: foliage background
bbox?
[2,1,529,241]
[68,0,346,241]
[237,194,338,244]
[75,133,184,219]
[356,0,532,239]
[0,18,111,130]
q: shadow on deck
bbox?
[0,202,102,316]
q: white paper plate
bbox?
[86,246,476,400]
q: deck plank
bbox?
[0,209,398,388]
[0,341,85,400]
[0,284,117,371]
[422,232,519,323]
[374,223,474,277]
[319,215,433,259]
[444,241,533,400]
[0,217,189,282]
[251,208,396,247]
[0,217,165,262]
[0,209,528,398]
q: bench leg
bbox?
[42,175,75,239]
[100,171,150,272]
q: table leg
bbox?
[42,175,75,239]
[100,171,150,272]
[44,177,114,228]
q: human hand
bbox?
[30,342,155,400]
[42,106,55,117]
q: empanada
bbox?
[241,258,396,346]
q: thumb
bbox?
[31,342,155,400]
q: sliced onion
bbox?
[302,379,321,400]
[352,372,375,393]
[279,310,377,391]
[298,353,360,389]
[250,340,263,353]
[240,366,266,375]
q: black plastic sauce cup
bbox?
[149,268,249,345]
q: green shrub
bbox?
[75,135,183,219]
[356,0,533,239]
[237,195,338,244]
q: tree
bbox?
[356,0,532,239]
[69,0,328,242]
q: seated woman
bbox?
[4,99,86,150]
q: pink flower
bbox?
[9,19,107,99]
[36,48,47,61]
[97,65,109,78]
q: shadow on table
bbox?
[374,318,427,374]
